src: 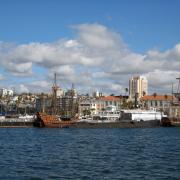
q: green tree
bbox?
[125,88,128,96]
[83,109,91,116]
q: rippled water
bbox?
[0,128,180,179]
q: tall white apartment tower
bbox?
[129,76,148,100]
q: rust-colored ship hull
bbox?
[33,112,75,128]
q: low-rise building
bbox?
[79,99,97,116]
[0,88,13,97]
[96,96,122,113]
[79,96,122,116]
[140,94,176,113]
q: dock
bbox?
[0,118,34,127]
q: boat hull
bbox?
[34,115,160,128]
[33,112,75,128]
[70,120,161,128]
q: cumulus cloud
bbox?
[0,23,180,94]
[73,23,125,50]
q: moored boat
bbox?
[33,112,76,128]
[120,109,165,121]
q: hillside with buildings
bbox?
[1,75,179,120]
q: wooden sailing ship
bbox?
[33,112,76,128]
[33,73,77,128]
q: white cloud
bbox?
[73,23,124,50]
[19,84,29,93]
[0,23,180,94]
[0,74,4,80]
[6,62,32,76]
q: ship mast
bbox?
[176,78,180,94]
[52,73,58,115]
[176,78,180,102]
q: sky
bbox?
[0,0,180,95]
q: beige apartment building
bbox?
[129,76,148,100]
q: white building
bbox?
[129,76,148,100]
[96,96,122,113]
[92,91,103,98]
[0,88,13,97]
[79,99,97,115]
[79,96,122,116]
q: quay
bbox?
[0,117,161,128]
[0,118,34,128]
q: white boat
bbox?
[120,109,166,121]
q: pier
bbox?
[0,118,34,127]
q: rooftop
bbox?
[98,96,121,101]
[140,95,174,101]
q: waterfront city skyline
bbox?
[0,0,180,95]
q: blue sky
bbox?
[1,0,180,52]
[0,0,180,94]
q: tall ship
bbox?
[33,73,77,128]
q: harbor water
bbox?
[0,128,180,179]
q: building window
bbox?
[106,101,108,106]
[151,101,153,106]
[155,101,157,106]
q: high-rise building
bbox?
[129,76,148,100]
